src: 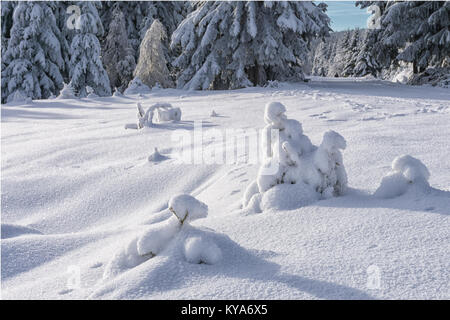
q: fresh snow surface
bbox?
[1,77,449,299]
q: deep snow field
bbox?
[1,77,449,299]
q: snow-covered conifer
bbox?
[69,1,111,97]
[103,5,136,92]
[1,2,64,102]
[171,1,330,90]
[134,19,173,89]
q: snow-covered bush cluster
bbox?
[243,102,347,213]
[136,102,182,129]
[103,194,220,279]
[375,155,431,199]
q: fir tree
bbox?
[103,4,136,92]
[171,1,330,90]
[1,1,64,102]
[69,1,111,97]
[134,19,173,89]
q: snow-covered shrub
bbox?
[375,155,431,198]
[136,218,181,257]
[184,236,222,265]
[136,102,182,128]
[124,77,151,95]
[155,107,182,122]
[243,101,348,213]
[103,194,216,278]
[314,130,348,198]
[57,83,77,99]
[113,87,123,97]
[86,86,98,98]
[260,183,319,211]
[169,194,208,224]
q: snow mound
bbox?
[148,148,169,163]
[1,224,42,239]
[244,101,347,212]
[184,236,222,265]
[264,101,286,128]
[169,194,208,223]
[392,155,430,183]
[136,218,181,257]
[103,217,181,279]
[155,106,181,122]
[136,102,182,128]
[260,183,319,211]
[124,77,151,95]
[375,155,431,198]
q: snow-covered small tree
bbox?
[1,1,64,102]
[69,1,111,97]
[103,5,136,92]
[243,102,347,213]
[103,194,216,279]
[57,82,77,99]
[134,19,173,89]
[171,1,330,90]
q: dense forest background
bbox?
[1,1,449,103]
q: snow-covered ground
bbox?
[1,77,449,299]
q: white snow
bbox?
[1,77,449,299]
[124,77,151,95]
[375,155,431,199]
[184,236,222,265]
[169,194,208,223]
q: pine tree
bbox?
[391,1,450,73]
[171,1,330,90]
[1,1,64,102]
[54,1,74,84]
[69,1,111,97]
[103,5,136,92]
[134,19,173,89]
[99,1,188,63]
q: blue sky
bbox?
[321,1,372,31]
